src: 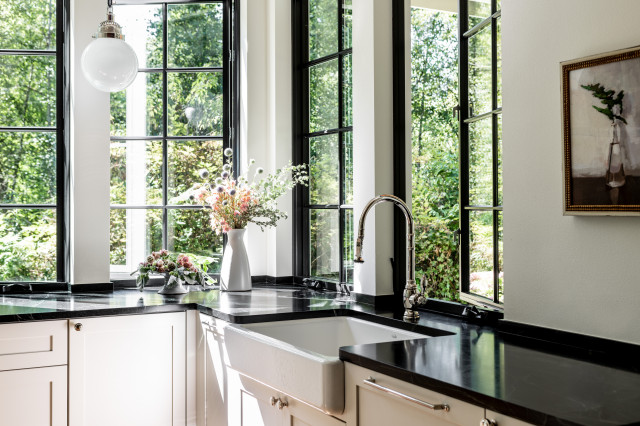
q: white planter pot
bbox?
[220,229,252,291]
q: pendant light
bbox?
[81,0,138,93]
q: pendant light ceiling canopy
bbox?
[81,0,138,93]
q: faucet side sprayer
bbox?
[353,194,427,321]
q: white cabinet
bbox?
[345,363,484,426]
[69,312,187,426]
[228,369,346,426]
[0,365,67,426]
[0,320,68,426]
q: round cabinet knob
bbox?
[74,323,83,331]
[481,419,497,426]
[276,399,288,410]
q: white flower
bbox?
[257,167,264,174]
[221,171,230,179]
[215,177,222,185]
[229,189,237,196]
[223,163,231,172]
[216,185,225,193]
[249,159,256,165]
[199,169,209,179]
[224,148,233,157]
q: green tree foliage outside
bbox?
[411,9,460,301]
[0,0,58,281]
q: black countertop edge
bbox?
[0,303,197,324]
[339,349,582,426]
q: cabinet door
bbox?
[345,363,484,426]
[0,365,67,426]
[197,313,230,426]
[283,397,345,426]
[484,410,535,426]
[233,371,282,426]
[69,312,186,426]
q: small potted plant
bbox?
[131,249,216,294]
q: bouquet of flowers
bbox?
[193,148,308,233]
[131,249,216,290]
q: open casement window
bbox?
[0,0,67,283]
[109,0,237,276]
[458,0,503,308]
[293,0,354,286]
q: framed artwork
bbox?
[562,46,640,215]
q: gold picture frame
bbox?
[562,46,640,215]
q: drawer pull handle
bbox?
[363,377,450,412]
[74,323,83,331]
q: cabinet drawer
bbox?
[0,320,68,371]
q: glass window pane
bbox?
[498,211,503,303]
[497,114,502,206]
[342,0,352,50]
[343,209,354,283]
[110,72,163,137]
[468,0,491,27]
[309,134,339,205]
[168,209,222,273]
[469,118,493,206]
[0,0,56,50]
[309,59,339,132]
[343,131,353,205]
[308,0,338,61]
[168,3,224,68]
[0,55,56,127]
[468,25,491,116]
[168,72,223,137]
[310,209,339,280]
[168,140,223,205]
[342,54,352,127]
[0,132,56,204]
[110,140,162,205]
[0,208,56,281]
[110,208,162,267]
[113,5,163,69]
[469,210,493,300]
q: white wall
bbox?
[69,0,111,285]
[502,0,640,344]
[240,0,294,277]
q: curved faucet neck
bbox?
[355,194,415,283]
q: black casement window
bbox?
[458,0,503,307]
[109,0,237,275]
[293,0,353,286]
[0,0,67,282]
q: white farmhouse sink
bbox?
[224,316,429,415]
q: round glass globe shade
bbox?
[81,38,138,92]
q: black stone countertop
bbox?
[1,285,639,426]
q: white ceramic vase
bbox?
[220,229,252,291]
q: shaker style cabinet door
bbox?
[0,365,67,426]
[68,312,186,426]
[345,363,484,426]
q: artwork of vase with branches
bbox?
[581,83,626,188]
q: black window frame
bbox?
[0,0,69,284]
[458,0,502,308]
[292,0,354,288]
[108,0,239,279]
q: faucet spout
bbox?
[353,194,426,321]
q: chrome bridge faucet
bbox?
[354,194,427,321]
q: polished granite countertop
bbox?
[1,285,639,426]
